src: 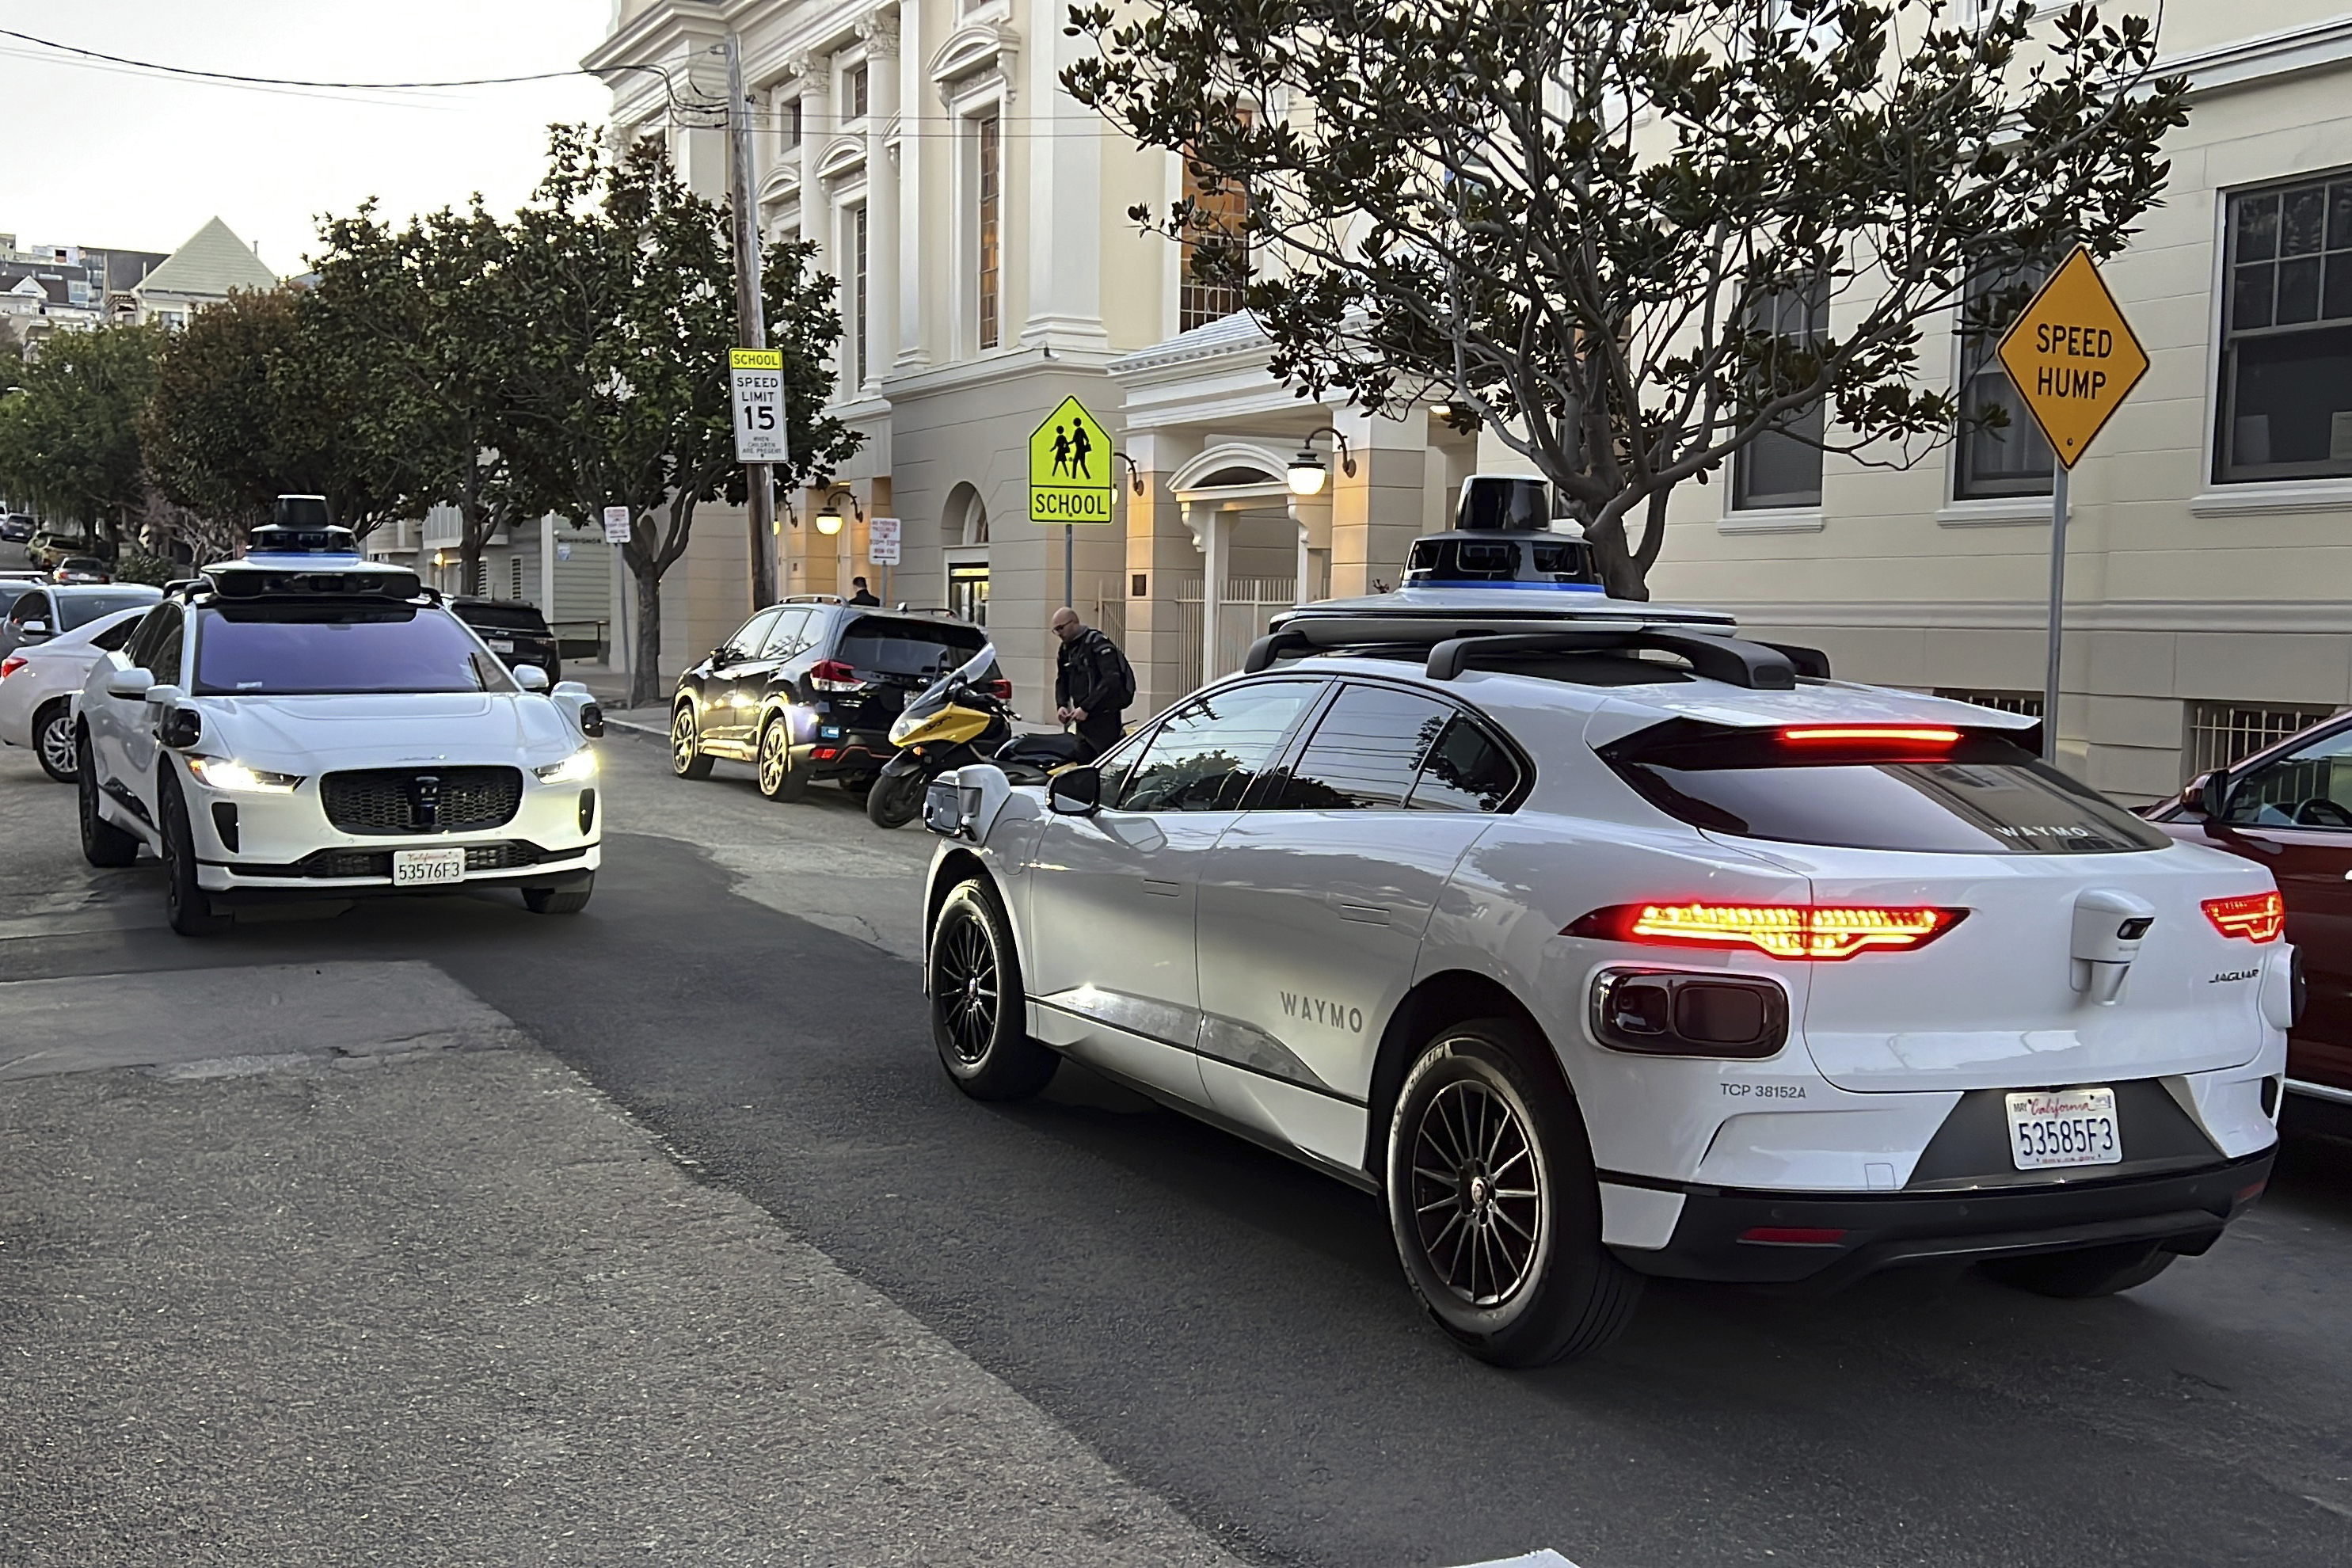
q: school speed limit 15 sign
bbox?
[729,348,787,464]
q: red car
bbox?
[2150,715,2352,1123]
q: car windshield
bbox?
[192,604,514,695]
[836,616,987,679]
[57,592,158,630]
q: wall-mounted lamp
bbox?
[1110,451,1146,497]
[1285,426,1357,497]
[813,485,862,536]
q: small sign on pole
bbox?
[601,505,633,545]
[729,348,787,464]
[868,516,901,566]
[1994,247,2149,763]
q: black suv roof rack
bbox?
[1242,615,1829,691]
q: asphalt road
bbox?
[4,720,2350,1566]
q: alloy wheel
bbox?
[933,909,999,1064]
[758,722,790,794]
[671,709,697,771]
[38,712,75,778]
[1408,1077,1544,1308]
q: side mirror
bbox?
[105,665,154,699]
[2183,768,2230,819]
[1048,765,1102,816]
[512,664,550,693]
[18,620,49,641]
[144,683,186,709]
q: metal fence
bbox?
[1932,688,2045,718]
[2184,701,2335,778]
[1172,577,1297,691]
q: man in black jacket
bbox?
[1051,607,1132,757]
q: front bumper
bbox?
[1615,1150,2273,1288]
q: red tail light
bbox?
[1567,902,1968,961]
[809,659,864,692]
[984,678,1013,702]
[2203,891,2285,943]
[0,655,24,681]
[1781,725,1960,746]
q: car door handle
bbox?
[1142,878,1181,897]
[1332,897,1391,925]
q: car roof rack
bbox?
[1243,615,1829,692]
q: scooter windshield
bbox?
[900,641,997,725]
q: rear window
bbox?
[193,604,513,695]
[58,592,159,630]
[835,616,986,679]
[0,583,29,614]
[1604,721,2167,855]
[454,601,550,634]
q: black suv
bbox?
[669,597,991,801]
[450,598,562,683]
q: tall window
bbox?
[976,113,1001,350]
[1733,284,1828,510]
[1178,148,1249,333]
[1954,262,2054,499]
[2217,174,2352,484]
[781,94,801,150]
[850,204,870,391]
[846,63,870,120]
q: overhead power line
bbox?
[0,25,597,89]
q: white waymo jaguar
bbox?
[75,508,604,936]
[917,573,2291,1367]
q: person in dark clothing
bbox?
[1052,607,1132,756]
[847,577,881,606]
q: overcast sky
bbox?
[0,2,615,272]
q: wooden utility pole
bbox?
[723,32,777,608]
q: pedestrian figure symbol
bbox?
[1069,421,1092,479]
[1052,425,1071,478]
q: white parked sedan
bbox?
[0,605,148,781]
[917,593,2289,1367]
[76,521,603,936]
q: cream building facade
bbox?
[597,4,2352,791]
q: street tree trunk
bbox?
[630,558,664,709]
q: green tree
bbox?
[308,200,546,587]
[0,322,164,544]
[502,127,858,706]
[1066,0,2188,596]
[142,287,411,549]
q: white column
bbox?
[893,0,927,371]
[860,10,899,395]
[1020,0,1107,349]
[1288,499,1311,606]
[539,513,556,614]
[1199,504,1228,683]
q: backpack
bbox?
[1102,634,1137,711]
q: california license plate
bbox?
[488,638,515,653]
[2006,1087,2122,1170]
[391,847,466,887]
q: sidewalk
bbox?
[0,962,1239,1568]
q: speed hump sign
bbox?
[1995,247,2149,468]
[729,348,786,463]
[1028,397,1115,524]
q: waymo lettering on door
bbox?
[1281,991,1364,1033]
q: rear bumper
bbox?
[1612,1150,2273,1288]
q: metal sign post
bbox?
[1995,248,2150,764]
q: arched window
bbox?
[945,481,989,546]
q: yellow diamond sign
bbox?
[1028,397,1116,524]
[1995,247,2149,470]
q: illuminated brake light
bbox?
[2202,891,2285,943]
[1781,725,1961,746]
[984,677,1013,701]
[1567,902,1967,961]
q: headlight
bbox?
[533,748,597,785]
[185,756,303,794]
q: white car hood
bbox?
[193,693,576,771]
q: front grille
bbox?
[253,841,581,880]
[321,767,522,835]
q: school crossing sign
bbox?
[1028,397,1116,525]
[1995,246,2149,468]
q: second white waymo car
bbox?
[916,577,2290,1367]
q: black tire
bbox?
[1385,1018,1642,1367]
[866,766,927,829]
[160,773,230,937]
[1981,1243,2176,1299]
[34,700,77,782]
[76,732,138,867]
[927,879,1058,1101]
[670,703,714,779]
[523,876,594,915]
[755,715,808,802]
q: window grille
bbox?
[2185,700,2334,777]
[1178,144,1249,333]
[511,558,524,600]
[1931,688,2043,718]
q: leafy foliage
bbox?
[1065,0,2188,595]
[0,322,164,540]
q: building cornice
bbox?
[2163,13,2352,97]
